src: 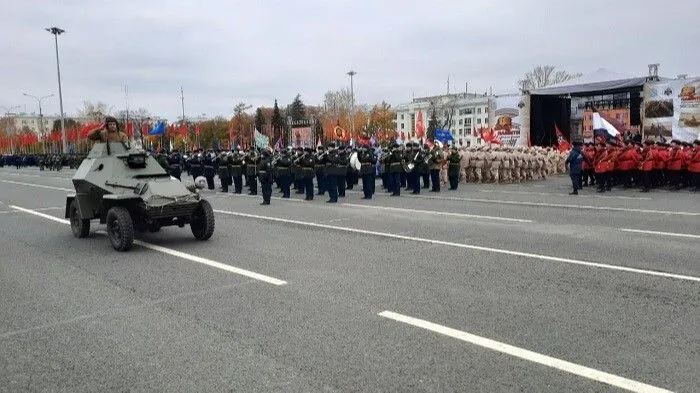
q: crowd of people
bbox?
[565,139,700,194]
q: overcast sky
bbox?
[2,0,698,120]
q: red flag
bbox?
[195,124,201,136]
[179,123,188,137]
[142,121,151,135]
[415,110,425,138]
[555,123,570,151]
[126,121,134,137]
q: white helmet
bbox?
[194,176,207,189]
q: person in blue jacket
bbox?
[565,141,592,195]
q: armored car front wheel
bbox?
[106,206,134,251]
[69,200,90,238]
[190,200,215,241]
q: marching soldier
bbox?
[189,149,203,182]
[336,145,349,198]
[359,144,377,199]
[202,149,216,190]
[168,149,183,180]
[325,142,340,203]
[429,143,444,192]
[388,143,404,196]
[447,145,461,190]
[216,150,231,192]
[257,148,274,205]
[229,148,244,194]
[275,147,293,198]
[315,145,327,195]
[300,147,316,200]
[245,147,259,195]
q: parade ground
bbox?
[0,167,697,392]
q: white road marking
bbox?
[9,205,287,286]
[378,311,674,393]
[0,179,72,191]
[0,206,63,215]
[620,228,700,240]
[213,209,700,283]
[342,203,532,223]
[405,194,700,216]
[478,189,653,201]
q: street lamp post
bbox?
[46,26,67,153]
[23,93,54,153]
[347,70,356,138]
[1,105,21,154]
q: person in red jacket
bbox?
[653,142,669,187]
[688,140,700,191]
[639,140,656,192]
[682,141,694,188]
[616,142,641,188]
[581,142,596,187]
[666,140,685,190]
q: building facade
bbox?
[394,92,492,146]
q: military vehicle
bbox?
[65,141,214,251]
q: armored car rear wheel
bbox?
[69,200,90,238]
[190,200,215,241]
[106,206,134,251]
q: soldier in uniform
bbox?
[245,147,258,195]
[314,145,327,195]
[189,149,203,183]
[429,144,443,192]
[202,149,216,190]
[257,148,274,205]
[325,142,340,203]
[336,145,349,198]
[300,147,316,200]
[359,144,377,199]
[168,149,183,180]
[156,149,169,172]
[275,147,293,198]
[88,116,128,144]
[388,143,404,196]
[229,148,244,194]
[409,143,425,194]
[216,150,231,192]
[447,145,461,190]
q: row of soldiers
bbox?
[150,142,571,204]
[580,139,700,192]
[0,153,85,170]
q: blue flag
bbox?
[149,121,165,136]
[434,128,454,143]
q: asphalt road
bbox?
[0,167,698,392]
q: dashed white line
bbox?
[405,193,700,216]
[342,203,532,223]
[9,205,287,286]
[213,209,700,283]
[620,228,700,240]
[378,311,674,393]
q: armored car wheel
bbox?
[106,206,134,251]
[190,200,215,241]
[69,200,90,238]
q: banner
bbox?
[291,126,314,148]
[583,109,633,141]
[643,78,700,142]
[491,95,525,146]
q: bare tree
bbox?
[517,65,582,92]
[322,88,353,120]
[77,101,112,122]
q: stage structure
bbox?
[528,68,650,146]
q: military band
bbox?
[3,139,699,206]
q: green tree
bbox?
[52,118,79,132]
[197,116,230,149]
[287,94,306,121]
[254,107,265,133]
[427,106,439,142]
[271,99,284,142]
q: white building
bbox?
[394,92,493,146]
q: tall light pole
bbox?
[1,105,21,154]
[46,26,67,153]
[347,70,356,137]
[23,93,54,153]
